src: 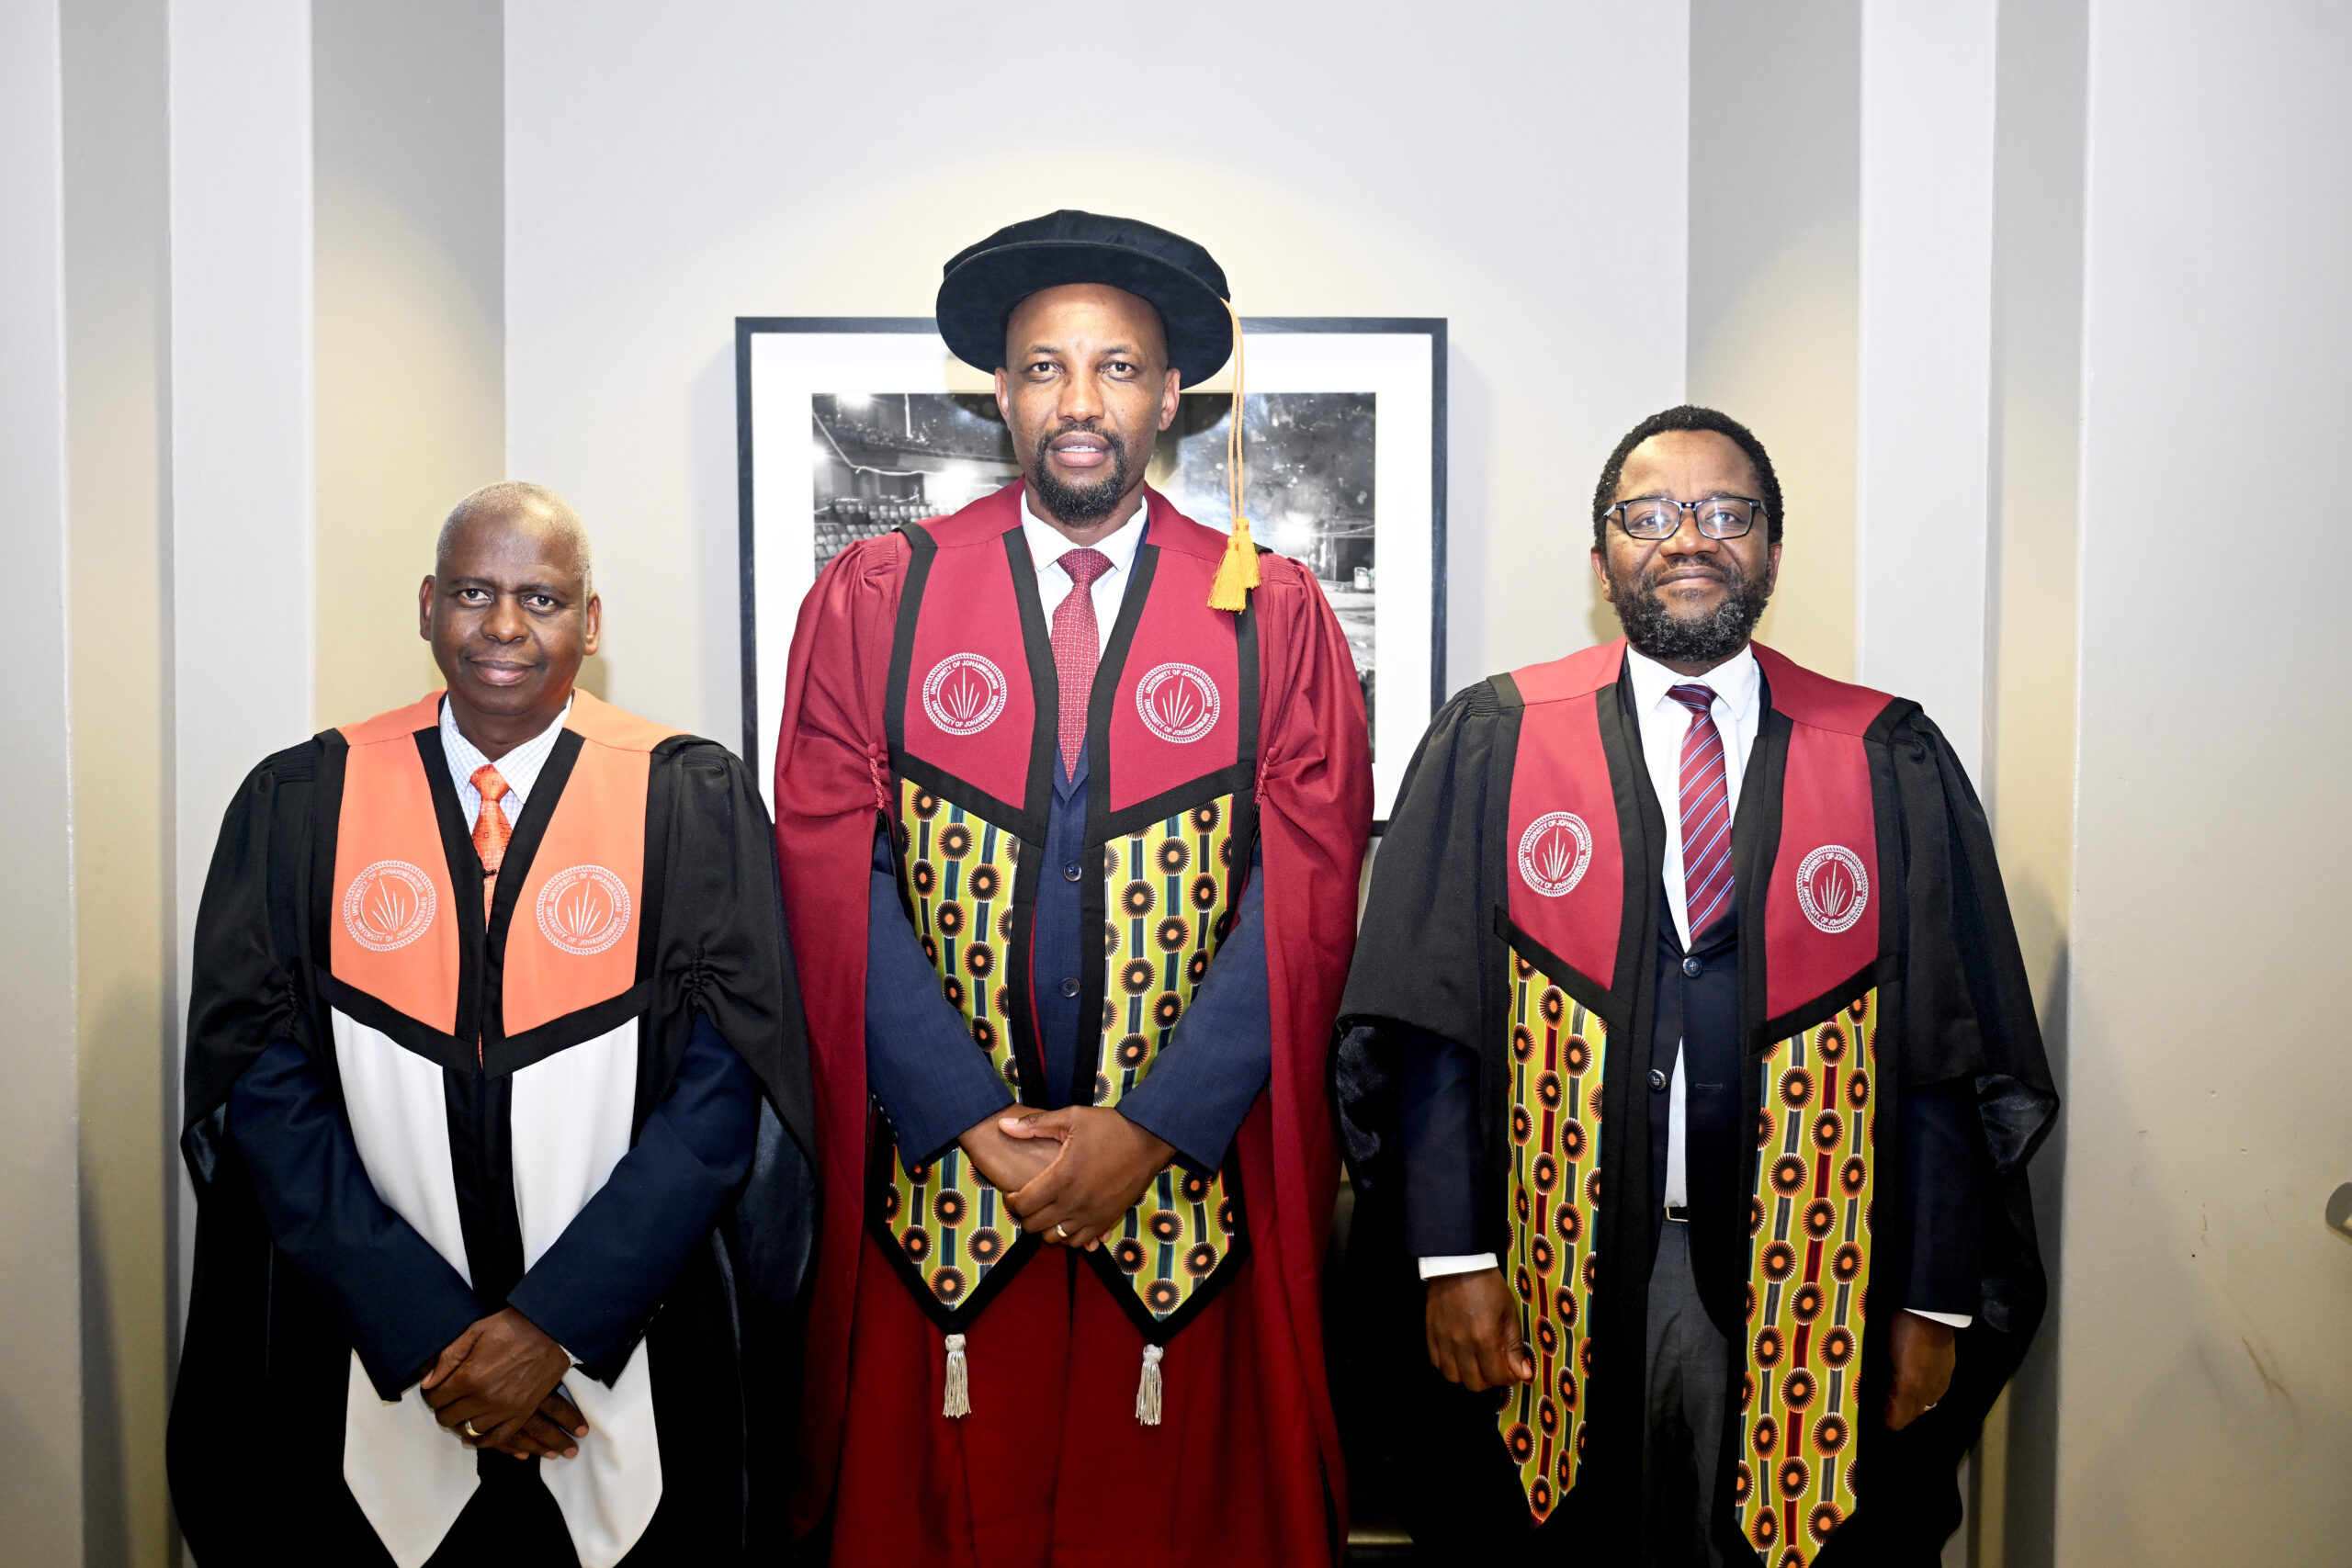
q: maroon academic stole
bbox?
[873,484,1260,1421]
[1489,639,1894,1567]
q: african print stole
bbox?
[1492,641,1892,1567]
[873,491,1259,1379]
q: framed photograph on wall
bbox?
[737,316,1446,825]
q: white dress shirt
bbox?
[1022,490,1147,654]
[1623,644,1762,1210]
[438,693,573,832]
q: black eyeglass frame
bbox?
[1605,494,1768,541]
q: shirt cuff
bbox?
[1905,1308,1973,1329]
[1418,1252,1500,1280]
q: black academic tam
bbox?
[935,209,1235,388]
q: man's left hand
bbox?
[421,1307,579,1450]
[1883,1312,1956,1430]
[999,1107,1175,1249]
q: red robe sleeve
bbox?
[1248,555,1374,1527]
[771,534,909,1525]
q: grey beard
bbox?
[1027,426,1132,525]
[1609,558,1771,666]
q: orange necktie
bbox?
[470,764,512,918]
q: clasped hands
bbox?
[420,1306,589,1461]
[1424,1268,1956,1431]
[961,1105,1176,1249]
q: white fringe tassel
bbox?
[1135,1344,1165,1427]
[943,1333,971,1418]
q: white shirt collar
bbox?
[1622,640,1761,724]
[437,693,573,807]
[1020,487,1148,581]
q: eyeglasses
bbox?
[1606,495,1765,541]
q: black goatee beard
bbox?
[1027,423,1133,526]
[1608,553,1772,666]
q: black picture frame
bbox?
[736,315,1446,825]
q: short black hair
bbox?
[1589,404,1783,552]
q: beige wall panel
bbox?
[313,0,503,728]
[2053,4,2352,1562]
[1688,0,1860,680]
[1,1,87,1561]
[62,0,173,1559]
[1982,0,2088,1560]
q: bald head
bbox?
[437,480,594,595]
[421,480,602,760]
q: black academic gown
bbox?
[1334,663,2057,1567]
[168,725,815,1566]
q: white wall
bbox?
[503,0,1692,749]
[2051,3,2352,1562]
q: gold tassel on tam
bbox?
[1206,300,1260,612]
[943,1333,971,1418]
[1135,1344,1165,1426]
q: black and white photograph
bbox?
[743,319,1442,819]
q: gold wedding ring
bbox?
[1056,1223,1070,1238]
[462,1420,482,1438]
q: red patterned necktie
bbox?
[1052,548,1113,775]
[1668,683,1735,940]
[470,763,512,918]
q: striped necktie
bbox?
[1668,684,1735,940]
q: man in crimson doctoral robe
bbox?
[774,210,1372,1567]
[1336,407,2057,1566]
[169,484,813,1566]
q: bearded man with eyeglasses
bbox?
[1335,406,2057,1566]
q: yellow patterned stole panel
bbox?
[1094,797,1244,1325]
[877,781,1024,1313]
[1498,947,1611,1523]
[1734,988,1879,1566]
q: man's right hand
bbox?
[957,1111,1062,1194]
[1426,1268,1537,1393]
[480,1390,590,1461]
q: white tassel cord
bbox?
[943,1333,971,1418]
[1135,1344,1165,1427]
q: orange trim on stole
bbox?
[333,701,466,1035]
[329,691,679,1043]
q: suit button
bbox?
[1060,977,1080,998]
[1648,1067,1668,1092]
[1064,861,1083,882]
[1682,955,1702,978]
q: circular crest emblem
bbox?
[342,860,437,953]
[922,653,1009,737]
[1795,845,1870,934]
[536,864,633,957]
[1135,662,1221,744]
[1518,812,1594,898]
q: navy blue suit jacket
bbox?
[228,1014,758,1390]
[865,739,1272,1173]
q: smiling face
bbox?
[1590,429,1781,673]
[418,498,601,758]
[994,282,1182,540]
